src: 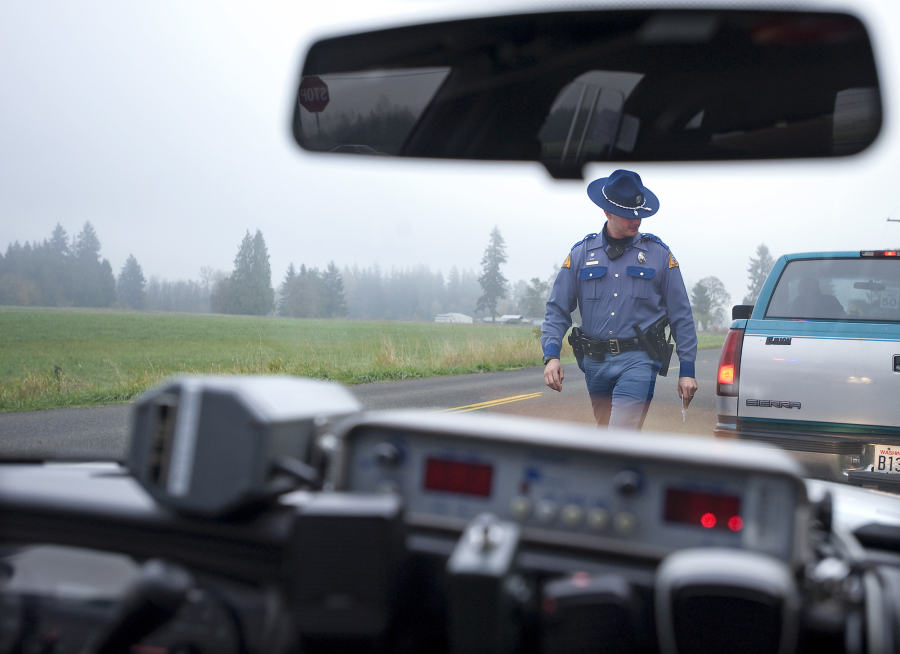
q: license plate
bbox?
[872,445,900,474]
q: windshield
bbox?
[765,259,900,322]
[0,1,899,499]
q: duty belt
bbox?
[581,334,642,358]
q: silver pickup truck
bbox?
[715,249,900,491]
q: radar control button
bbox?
[587,507,610,532]
[613,470,642,496]
[561,504,584,527]
[614,511,638,535]
[510,496,532,520]
[374,442,402,467]
[535,499,558,524]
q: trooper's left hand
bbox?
[678,377,698,409]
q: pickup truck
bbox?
[715,249,900,491]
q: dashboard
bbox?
[338,412,807,564]
[2,378,897,654]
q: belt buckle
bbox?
[609,339,620,355]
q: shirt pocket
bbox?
[580,266,607,300]
[626,266,656,300]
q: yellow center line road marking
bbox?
[435,392,543,414]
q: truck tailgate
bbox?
[739,320,900,429]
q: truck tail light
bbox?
[717,328,744,397]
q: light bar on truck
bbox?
[860,250,898,257]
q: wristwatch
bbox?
[543,355,559,365]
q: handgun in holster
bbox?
[567,326,586,370]
[633,316,675,377]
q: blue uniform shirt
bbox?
[541,230,698,378]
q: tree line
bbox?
[0,223,552,321]
[0,223,116,308]
[1,222,776,327]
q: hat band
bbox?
[602,186,653,217]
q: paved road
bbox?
[0,354,720,461]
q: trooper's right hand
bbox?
[544,358,564,392]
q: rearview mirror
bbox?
[294,10,881,179]
[853,281,887,291]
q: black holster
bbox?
[633,317,675,377]
[656,336,675,377]
[649,316,675,377]
[567,326,588,369]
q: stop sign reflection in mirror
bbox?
[298,75,330,134]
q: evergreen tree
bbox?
[522,277,551,317]
[68,222,115,307]
[42,227,71,305]
[476,226,508,320]
[225,230,274,315]
[281,272,323,318]
[283,263,297,287]
[117,254,146,309]
[74,222,102,262]
[0,222,121,308]
[48,224,70,256]
[277,263,298,316]
[100,259,117,306]
[743,244,775,304]
[321,261,348,318]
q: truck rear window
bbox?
[765,259,900,322]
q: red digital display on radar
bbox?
[423,458,493,497]
[664,488,743,531]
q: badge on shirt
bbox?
[562,254,571,268]
[668,252,679,268]
[638,252,646,264]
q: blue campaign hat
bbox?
[586,170,660,218]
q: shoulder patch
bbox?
[640,233,669,250]
[570,232,598,250]
[668,252,679,268]
[562,254,571,269]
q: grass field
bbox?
[0,307,726,412]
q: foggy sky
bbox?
[2,0,900,310]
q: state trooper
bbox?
[541,169,698,429]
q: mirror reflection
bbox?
[296,11,882,178]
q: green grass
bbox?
[0,307,560,412]
[0,307,726,413]
[697,333,727,351]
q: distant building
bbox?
[434,312,473,324]
[498,314,523,324]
